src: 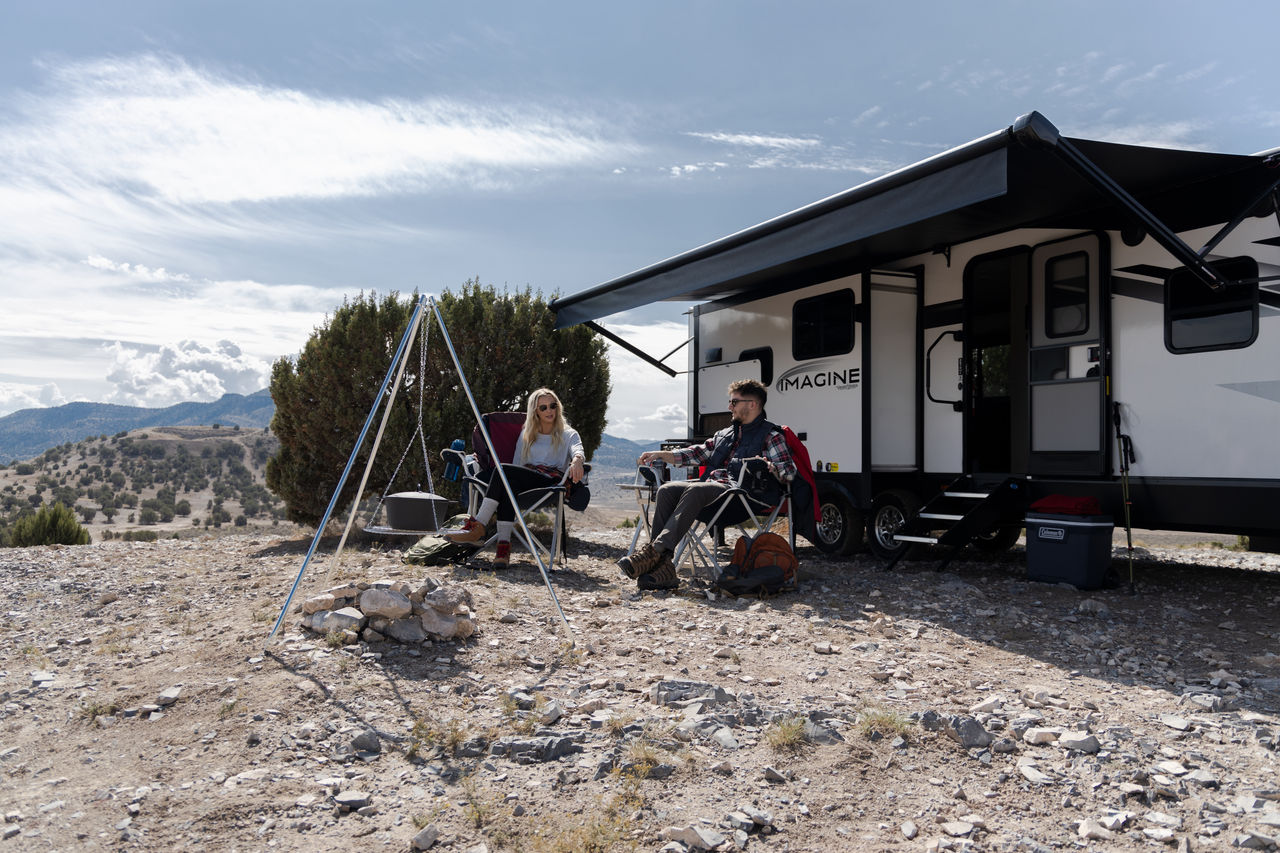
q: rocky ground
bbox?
[3,516,1280,853]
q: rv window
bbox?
[1165,256,1259,353]
[739,347,774,385]
[793,289,855,361]
[1044,252,1089,338]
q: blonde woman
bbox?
[445,388,586,567]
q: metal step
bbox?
[894,535,938,544]
[920,512,963,521]
[943,491,990,499]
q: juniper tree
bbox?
[8,502,90,547]
[266,282,610,527]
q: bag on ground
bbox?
[403,515,482,566]
[715,531,798,596]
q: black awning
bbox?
[552,112,1275,328]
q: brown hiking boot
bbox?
[443,516,486,544]
[617,542,661,579]
[637,552,678,591]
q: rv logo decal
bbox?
[774,360,859,395]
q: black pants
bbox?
[483,465,559,522]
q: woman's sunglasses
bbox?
[538,402,558,412]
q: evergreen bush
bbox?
[8,503,90,547]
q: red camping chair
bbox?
[440,412,589,566]
[671,426,818,579]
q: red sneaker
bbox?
[493,540,511,569]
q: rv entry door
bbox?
[1027,233,1110,476]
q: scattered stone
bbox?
[333,790,370,811]
[661,825,726,850]
[944,715,993,749]
[1058,732,1100,753]
[411,824,439,850]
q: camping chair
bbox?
[439,412,590,567]
[670,426,820,580]
[670,458,791,580]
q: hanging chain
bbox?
[371,313,443,531]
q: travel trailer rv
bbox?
[551,112,1280,562]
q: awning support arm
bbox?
[585,320,680,377]
[1197,179,1280,260]
[1013,111,1230,291]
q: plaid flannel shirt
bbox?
[674,423,797,487]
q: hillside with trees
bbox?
[0,425,290,546]
[0,390,275,464]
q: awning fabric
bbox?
[552,114,1275,329]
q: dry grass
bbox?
[855,705,913,741]
[765,715,810,753]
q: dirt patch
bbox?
[2,527,1280,851]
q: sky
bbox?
[1,1,1277,441]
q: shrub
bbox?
[266,283,610,526]
[8,503,90,547]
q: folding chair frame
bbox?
[670,461,794,580]
[440,422,584,568]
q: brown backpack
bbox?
[716,531,798,596]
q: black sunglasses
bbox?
[538,402,559,412]
[728,398,754,406]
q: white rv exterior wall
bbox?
[691,217,1280,484]
[1107,218,1280,480]
[696,277,862,471]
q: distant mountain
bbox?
[0,390,276,463]
[0,390,666,467]
[590,433,661,469]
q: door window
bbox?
[1045,252,1090,338]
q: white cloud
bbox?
[668,161,728,177]
[102,339,271,408]
[1175,61,1218,84]
[687,131,822,150]
[598,319,689,442]
[1,54,631,206]
[1077,120,1207,150]
[852,106,881,126]
[0,382,67,418]
[1116,62,1169,95]
[84,255,192,284]
[1100,63,1129,83]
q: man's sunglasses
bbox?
[728,398,754,406]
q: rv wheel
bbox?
[866,490,922,561]
[814,490,863,556]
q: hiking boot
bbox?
[637,553,678,591]
[617,542,661,579]
[443,516,486,544]
[492,540,510,569]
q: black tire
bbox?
[814,490,863,556]
[866,489,923,561]
[971,524,1022,554]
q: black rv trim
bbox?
[583,321,679,377]
[553,111,1277,329]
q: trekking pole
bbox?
[1112,402,1137,595]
